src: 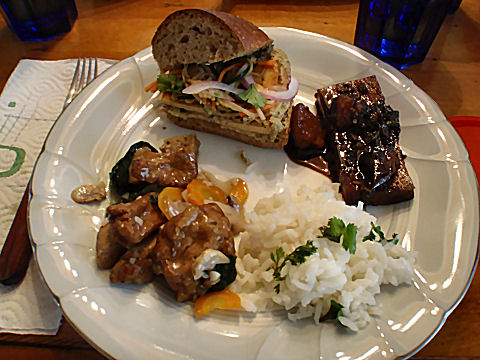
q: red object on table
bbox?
[449,116,480,179]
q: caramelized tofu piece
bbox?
[152,203,235,302]
[318,75,384,110]
[290,103,325,150]
[331,132,413,205]
[315,75,414,205]
[129,134,200,187]
[110,234,157,284]
[107,193,165,247]
[96,223,126,269]
[316,75,385,130]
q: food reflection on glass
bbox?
[74,9,416,330]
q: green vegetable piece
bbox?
[270,240,317,293]
[109,141,158,197]
[274,283,281,294]
[208,255,237,293]
[319,300,344,322]
[238,84,267,109]
[124,183,164,203]
[270,247,286,287]
[156,74,185,94]
[362,222,400,244]
[320,217,346,243]
[336,309,344,325]
[342,223,357,254]
[230,58,254,83]
[371,222,385,240]
[390,233,400,245]
[321,217,358,254]
[362,225,377,242]
[149,193,159,205]
[285,240,318,266]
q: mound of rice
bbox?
[230,182,415,331]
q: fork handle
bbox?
[0,182,32,285]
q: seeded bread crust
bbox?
[152,9,273,71]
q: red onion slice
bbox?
[242,75,299,101]
[242,74,255,87]
[182,81,243,95]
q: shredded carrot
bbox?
[144,80,157,92]
[211,101,216,111]
[254,60,277,68]
[262,102,277,111]
[217,62,244,82]
[237,110,257,117]
[169,69,182,75]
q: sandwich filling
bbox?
[149,47,297,143]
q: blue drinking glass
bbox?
[0,0,77,41]
[354,0,450,69]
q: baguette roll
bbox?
[152,9,273,71]
[150,9,295,148]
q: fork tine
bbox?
[86,58,97,85]
[63,58,82,109]
[77,58,87,93]
[93,58,98,80]
[64,58,99,110]
[85,58,93,86]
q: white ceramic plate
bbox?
[29,28,479,360]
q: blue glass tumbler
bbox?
[0,0,77,41]
[354,0,450,69]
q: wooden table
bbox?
[0,0,479,359]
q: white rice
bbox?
[230,182,415,331]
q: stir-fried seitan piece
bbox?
[152,203,235,301]
[107,193,165,247]
[96,222,126,269]
[110,234,158,284]
[129,134,200,187]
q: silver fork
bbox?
[63,58,98,109]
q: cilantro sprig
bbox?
[319,300,344,324]
[320,217,357,254]
[270,240,318,294]
[320,217,400,254]
[238,84,267,109]
[362,222,400,244]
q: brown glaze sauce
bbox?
[285,150,331,178]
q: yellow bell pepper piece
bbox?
[193,289,241,318]
[186,179,228,206]
[229,178,248,204]
[157,187,184,220]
